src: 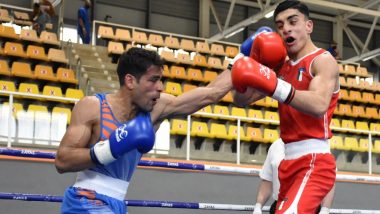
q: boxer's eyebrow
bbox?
[275,14,298,25]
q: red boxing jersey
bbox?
[277,49,339,143]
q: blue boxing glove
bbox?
[240,26,273,56]
[90,112,155,165]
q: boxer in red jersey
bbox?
[231,1,339,213]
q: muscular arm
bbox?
[55,97,98,173]
[321,184,335,208]
[255,179,273,205]
[153,69,232,121]
[288,53,339,117]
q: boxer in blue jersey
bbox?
[55,47,233,213]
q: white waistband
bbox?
[284,138,330,160]
[73,170,129,200]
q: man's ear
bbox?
[306,19,313,34]
[124,74,136,90]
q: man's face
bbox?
[275,9,313,56]
[130,65,163,112]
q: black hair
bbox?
[116,47,165,86]
[274,0,310,20]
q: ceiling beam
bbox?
[343,0,380,20]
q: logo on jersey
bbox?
[259,64,271,80]
[115,124,129,142]
[297,67,305,81]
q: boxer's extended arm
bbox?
[319,184,335,214]
[253,180,273,214]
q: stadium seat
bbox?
[355,121,369,131]
[196,105,212,117]
[165,81,182,96]
[11,61,34,79]
[182,84,197,93]
[329,135,344,150]
[225,46,238,58]
[48,48,68,64]
[339,89,349,101]
[170,65,187,80]
[196,41,210,54]
[362,92,374,103]
[40,31,60,46]
[203,70,217,82]
[65,88,84,100]
[57,67,78,84]
[26,45,49,61]
[344,64,356,75]
[339,76,347,87]
[0,80,16,93]
[191,121,210,138]
[210,123,232,140]
[253,98,266,107]
[114,28,132,42]
[148,33,164,47]
[170,119,187,135]
[162,65,171,78]
[330,118,340,128]
[14,104,33,143]
[336,104,352,117]
[346,78,358,88]
[13,11,32,26]
[52,106,71,125]
[4,42,26,58]
[28,104,51,145]
[222,59,230,69]
[348,90,362,102]
[356,66,369,77]
[370,123,380,133]
[265,97,278,108]
[231,107,247,119]
[364,107,379,119]
[180,39,196,52]
[132,31,148,44]
[160,50,177,63]
[207,57,224,70]
[264,111,279,124]
[221,91,233,103]
[247,109,263,123]
[0,9,12,22]
[42,85,63,101]
[20,29,40,43]
[187,68,203,82]
[344,137,358,151]
[210,44,225,56]
[373,140,380,154]
[193,54,208,67]
[18,83,39,99]
[375,94,380,105]
[164,36,180,50]
[34,64,57,82]
[263,128,279,143]
[341,119,355,132]
[0,59,10,76]
[357,139,369,152]
[0,25,18,40]
[351,105,365,118]
[213,105,230,119]
[228,125,250,141]
[246,127,264,143]
[108,41,124,55]
[358,80,370,90]
[97,25,115,40]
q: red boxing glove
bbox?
[231,57,295,104]
[250,32,287,70]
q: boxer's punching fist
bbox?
[250,32,287,70]
[240,26,273,56]
[231,57,295,104]
[90,112,155,165]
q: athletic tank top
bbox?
[277,49,339,143]
[88,93,145,182]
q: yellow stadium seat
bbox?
[263,128,279,143]
[213,105,230,119]
[351,105,365,118]
[203,70,217,82]
[346,78,358,88]
[97,25,115,40]
[358,80,370,90]
[177,53,192,65]
[339,89,349,101]
[0,80,16,93]
[187,68,203,82]
[210,44,225,56]
[344,137,358,151]
[0,59,10,76]
[225,46,239,58]
[35,64,57,82]
[264,111,279,124]
[160,50,177,63]
[356,66,369,77]
[65,88,84,100]
[222,59,230,69]
[165,82,182,96]
[193,54,208,67]
[196,105,212,117]
[57,67,78,84]
[43,85,63,100]
[246,127,264,143]
[329,135,344,150]
[265,97,278,108]
[148,33,164,47]
[348,90,362,102]
[341,119,355,132]
[13,11,32,26]
[365,107,379,119]
[48,48,68,64]
[355,121,369,131]
[28,104,48,113]
[0,9,12,22]
[11,61,34,79]
[0,25,18,40]
[228,125,250,141]
[253,97,266,107]
[170,65,187,80]
[373,140,380,154]
[4,42,26,58]
[344,64,356,75]
[180,39,196,52]
[362,92,374,103]
[170,119,187,135]
[370,123,380,133]
[210,123,232,140]
[375,94,380,105]
[114,28,131,42]
[207,57,224,70]
[221,91,233,103]
[52,106,72,124]
[108,41,124,55]
[18,82,39,98]
[20,29,40,43]
[357,139,369,152]
[339,76,347,87]
[330,118,340,128]
[132,31,148,44]
[337,104,352,117]
[231,107,247,119]
[183,84,197,93]
[164,36,180,50]
[40,31,60,46]
[26,45,49,61]
[248,109,263,123]
[196,41,210,54]
[162,65,171,78]
[191,121,210,138]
